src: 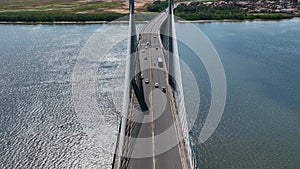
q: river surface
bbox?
[0,19,299,169]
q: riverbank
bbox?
[0,15,298,25]
[0,11,126,22]
[0,20,151,25]
[177,17,300,23]
[175,13,297,21]
[0,11,163,24]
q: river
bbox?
[0,19,299,168]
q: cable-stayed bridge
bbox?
[112,0,198,168]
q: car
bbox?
[154,83,159,88]
[146,41,149,45]
[142,49,145,53]
[156,47,158,50]
[145,46,148,49]
[162,87,166,93]
[157,57,163,67]
[140,73,144,79]
[145,78,149,84]
[154,36,157,38]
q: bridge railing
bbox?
[159,11,199,169]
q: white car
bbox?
[140,73,144,79]
[145,78,149,84]
[154,83,159,88]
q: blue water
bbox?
[178,19,300,169]
[0,24,105,168]
[0,19,299,168]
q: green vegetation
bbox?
[175,3,246,20]
[176,12,294,20]
[133,13,158,21]
[147,0,168,12]
[246,13,294,20]
[0,11,125,22]
[175,2,294,20]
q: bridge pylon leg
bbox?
[112,0,138,169]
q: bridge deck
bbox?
[124,13,185,169]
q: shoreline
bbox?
[177,17,300,23]
[0,20,149,25]
[0,17,299,25]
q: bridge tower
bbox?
[112,0,137,168]
[165,0,176,90]
[128,0,137,84]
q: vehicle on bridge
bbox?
[158,57,163,67]
[145,78,149,84]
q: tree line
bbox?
[147,0,168,12]
[0,11,125,22]
[174,2,294,20]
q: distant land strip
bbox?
[0,0,299,23]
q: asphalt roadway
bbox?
[126,13,184,169]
